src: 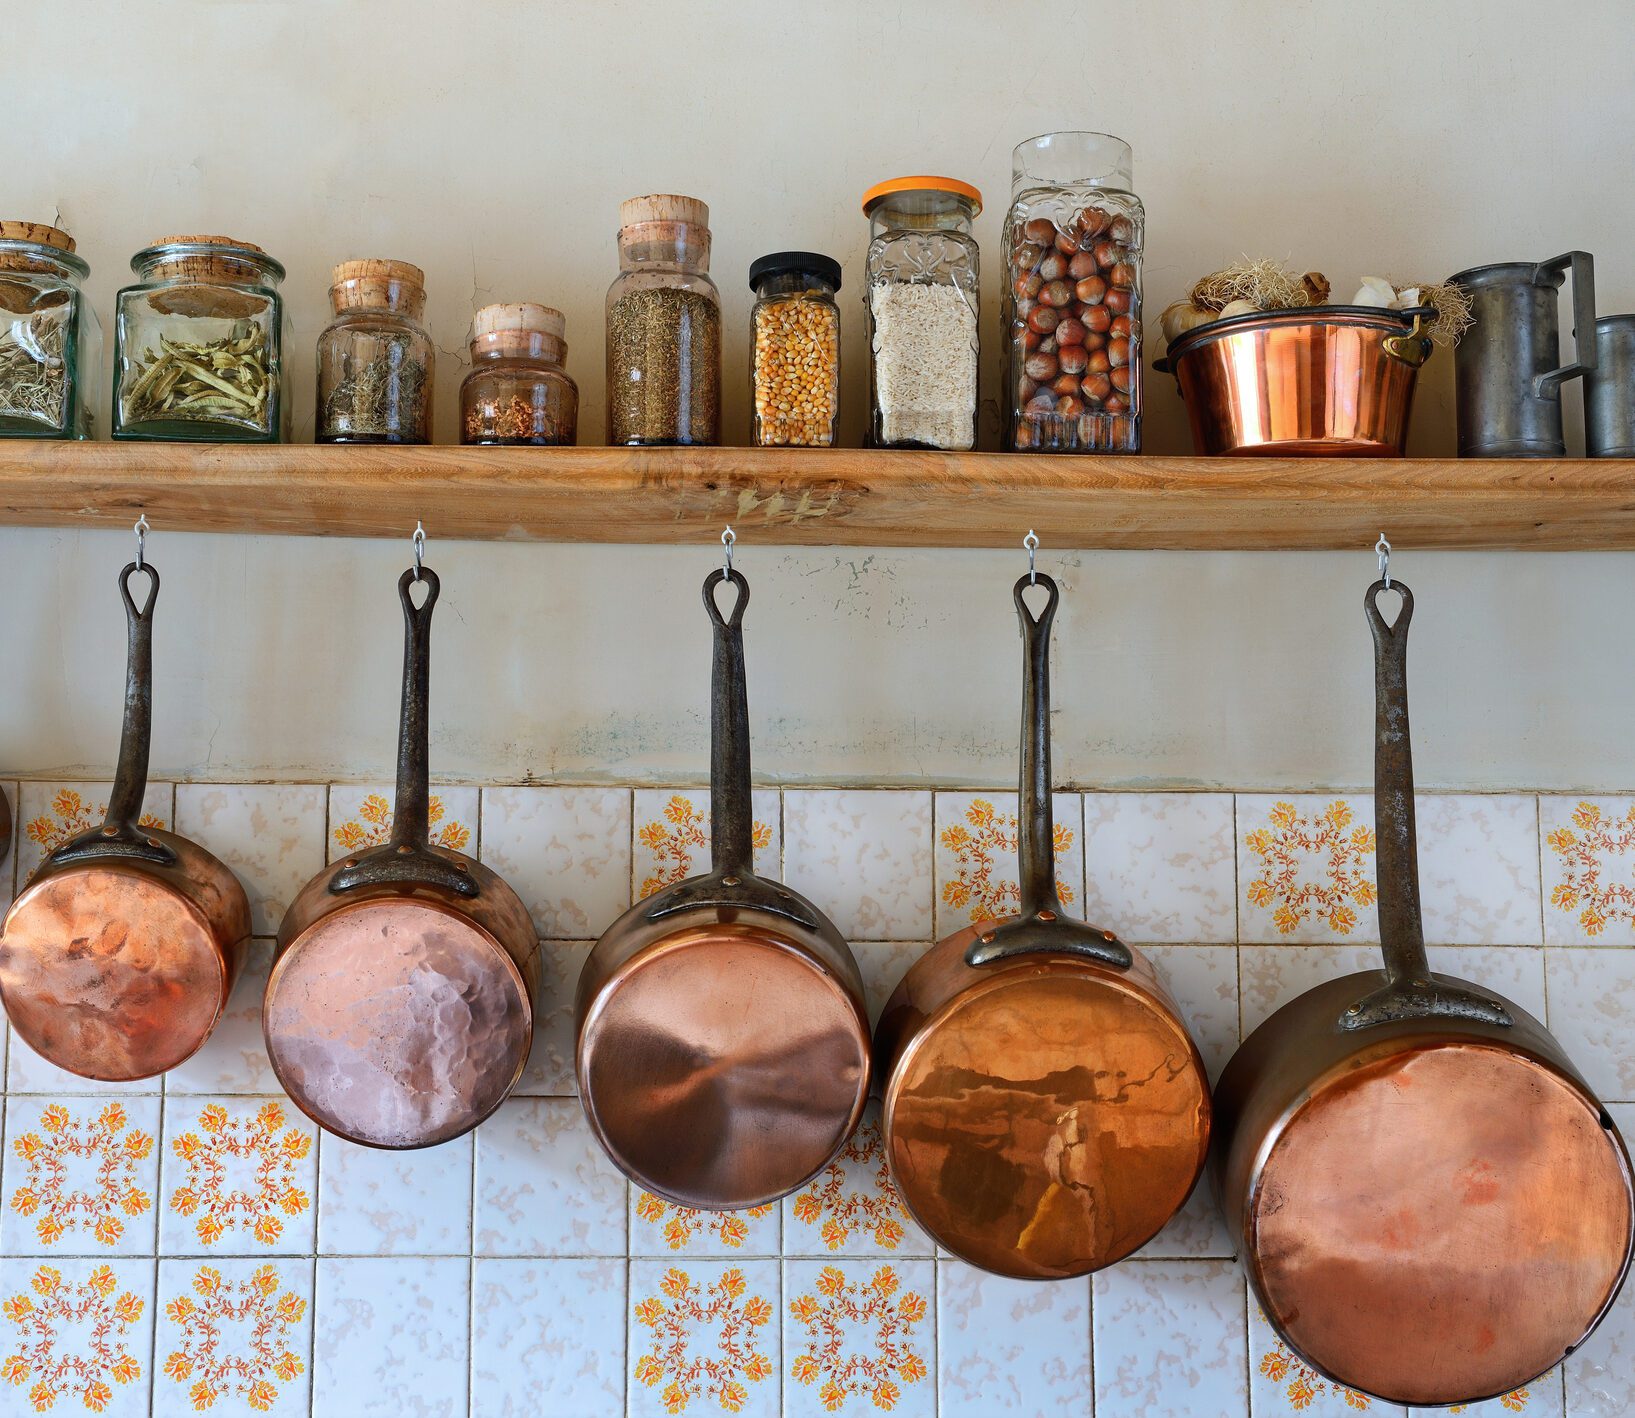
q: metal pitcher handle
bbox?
[1534,251,1596,397]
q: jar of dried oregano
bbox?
[316,259,434,444]
[606,194,721,446]
[113,235,286,441]
[0,221,98,440]
[460,302,578,446]
[749,252,841,447]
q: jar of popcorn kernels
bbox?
[749,252,841,447]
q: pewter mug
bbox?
[1587,314,1635,458]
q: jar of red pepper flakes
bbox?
[1002,132,1144,452]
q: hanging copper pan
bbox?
[265,563,540,1149]
[576,566,872,1209]
[0,558,251,1080]
[1212,577,1634,1407]
[874,573,1211,1279]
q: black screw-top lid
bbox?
[749,251,842,293]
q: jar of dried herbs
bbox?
[460,303,578,446]
[0,221,98,440]
[316,260,434,444]
[606,194,720,446]
[113,235,285,441]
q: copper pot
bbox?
[1156,305,1434,456]
[576,568,871,1210]
[266,566,539,1150]
[1,561,251,1080]
[1212,579,1634,1406]
[874,574,1211,1279]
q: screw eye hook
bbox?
[412,521,426,581]
[1375,532,1391,589]
[133,514,149,571]
[1023,529,1039,585]
[722,525,736,579]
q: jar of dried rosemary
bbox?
[606,194,721,446]
[0,221,98,440]
[113,235,285,441]
[316,260,434,444]
[460,303,578,446]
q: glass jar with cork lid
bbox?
[112,235,285,441]
[606,194,721,446]
[460,302,578,446]
[316,259,433,444]
[0,221,98,440]
[750,252,841,447]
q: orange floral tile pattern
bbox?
[940,798,1075,922]
[637,795,773,899]
[10,1104,154,1247]
[633,1266,773,1414]
[163,1265,306,1412]
[789,1118,908,1252]
[1547,801,1635,936]
[634,1193,774,1252]
[332,793,470,854]
[25,790,164,867]
[1258,1339,1372,1409]
[1245,800,1376,935]
[2,1264,145,1413]
[1449,1390,1531,1412]
[169,1103,312,1247]
[788,1265,927,1412]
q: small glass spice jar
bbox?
[112,235,285,441]
[460,302,578,446]
[863,177,982,451]
[316,259,433,444]
[0,221,98,439]
[606,194,721,446]
[750,252,841,447]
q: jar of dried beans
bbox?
[862,177,982,451]
[460,302,578,446]
[606,194,721,446]
[1003,132,1144,452]
[316,259,434,444]
[750,252,841,447]
[113,235,286,442]
[0,221,98,440]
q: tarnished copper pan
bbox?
[1212,580,1634,1406]
[577,568,871,1210]
[266,566,539,1150]
[1,561,251,1080]
[875,574,1211,1279]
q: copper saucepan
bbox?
[576,567,872,1209]
[266,564,540,1149]
[1212,578,1634,1406]
[0,559,251,1080]
[874,574,1211,1279]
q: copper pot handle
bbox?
[966,574,1130,970]
[1381,308,1435,369]
[1342,581,1510,1031]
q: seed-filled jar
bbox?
[460,302,578,446]
[606,194,721,446]
[863,177,982,451]
[1003,132,1144,452]
[316,260,433,444]
[113,235,285,441]
[0,221,98,439]
[750,252,841,447]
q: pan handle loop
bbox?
[703,567,755,877]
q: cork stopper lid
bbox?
[329,258,426,316]
[620,194,709,230]
[0,221,84,276]
[473,302,566,340]
[142,234,277,283]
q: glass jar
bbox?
[606,194,721,446]
[112,235,285,441]
[750,252,841,447]
[0,221,98,439]
[460,302,578,445]
[863,177,982,451]
[1003,132,1144,453]
[316,259,433,443]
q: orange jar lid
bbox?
[861,176,983,216]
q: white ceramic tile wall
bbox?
[0,780,1629,1416]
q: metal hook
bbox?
[1023,529,1039,585]
[133,514,149,571]
[1375,532,1391,589]
[412,521,426,581]
[722,525,736,578]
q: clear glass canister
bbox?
[863,177,982,451]
[317,259,434,443]
[0,221,98,439]
[113,235,285,441]
[1003,132,1144,452]
[460,302,578,445]
[750,252,841,447]
[606,194,721,446]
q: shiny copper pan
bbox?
[266,566,539,1150]
[1212,580,1634,1406]
[875,574,1211,1279]
[576,568,871,1209]
[0,561,251,1080]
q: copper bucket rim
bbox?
[1158,302,1433,367]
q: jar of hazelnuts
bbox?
[1002,132,1144,452]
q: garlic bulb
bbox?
[1352,276,1396,308]
[1219,299,1260,320]
[1392,286,1423,310]
[1161,300,1214,343]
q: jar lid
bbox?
[861,176,983,216]
[0,221,75,253]
[620,194,709,230]
[0,221,87,277]
[330,258,426,312]
[749,252,842,293]
[138,235,282,283]
[473,302,566,340]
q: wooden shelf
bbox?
[2,443,1634,550]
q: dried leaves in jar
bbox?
[0,311,68,430]
[122,324,269,432]
[607,287,720,446]
[320,337,430,443]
